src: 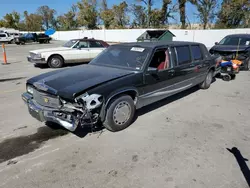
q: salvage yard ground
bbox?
[0,41,250,188]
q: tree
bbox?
[150,9,162,27]
[100,9,115,29]
[0,20,6,27]
[2,11,20,29]
[37,5,56,30]
[77,0,98,29]
[57,5,78,30]
[24,11,43,31]
[216,0,250,28]
[160,0,177,25]
[137,0,153,27]
[112,1,129,28]
[101,0,108,10]
[178,0,187,29]
[190,0,217,29]
[131,4,147,28]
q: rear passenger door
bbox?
[173,45,196,87]
[190,44,210,84]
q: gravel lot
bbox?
[0,41,250,188]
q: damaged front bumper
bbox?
[22,92,79,132]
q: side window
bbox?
[191,45,203,60]
[78,41,88,48]
[175,46,191,65]
[0,34,6,37]
[89,41,104,48]
[148,49,172,71]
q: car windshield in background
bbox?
[63,40,78,48]
[90,46,150,70]
[219,36,250,46]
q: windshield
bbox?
[90,46,150,70]
[219,36,250,46]
[63,40,78,48]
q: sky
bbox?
[0,0,221,24]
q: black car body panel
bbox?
[27,65,136,100]
[22,41,217,132]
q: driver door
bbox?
[77,41,91,63]
[141,47,179,106]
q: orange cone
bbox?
[2,43,8,65]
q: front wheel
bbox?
[103,95,135,132]
[48,55,64,68]
[199,70,214,89]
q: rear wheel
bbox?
[103,95,135,132]
[244,58,250,71]
[48,55,64,68]
[199,70,214,89]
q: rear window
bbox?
[175,46,191,65]
[191,45,203,60]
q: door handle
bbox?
[168,69,175,73]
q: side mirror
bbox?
[77,46,81,50]
[147,67,158,74]
[215,42,218,45]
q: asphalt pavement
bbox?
[0,41,250,188]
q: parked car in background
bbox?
[209,34,250,70]
[15,33,52,45]
[0,32,14,43]
[27,38,109,68]
[22,41,219,133]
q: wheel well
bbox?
[105,90,138,107]
[100,90,138,122]
[47,54,65,64]
[209,66,215,72]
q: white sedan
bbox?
[27,38,109,68]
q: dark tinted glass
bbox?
[176,46,191,65]
[89,41,104,48]
[0,34,6,37]
[191,45,202,60]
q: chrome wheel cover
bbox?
[51,58,61,67]
[113,101,131,125]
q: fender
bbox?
[99,87,139,122]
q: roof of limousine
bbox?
[113,41,204,48]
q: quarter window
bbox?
[175,46,191,65]
[191,45,203,60]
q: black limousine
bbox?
[22,41,219,132]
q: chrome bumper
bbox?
[22,92,78,132]
[27,56,46,64]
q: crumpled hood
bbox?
[27,64,134,100]
[210,45,250,53]
[30,47,70,54]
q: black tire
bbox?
[229,74,236,80]
[199,70,214,89]
[16,42,20,45]
[48,55,64,68]
[222,74,231,81]
[244,58,250,71]
[103,95,135,132]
